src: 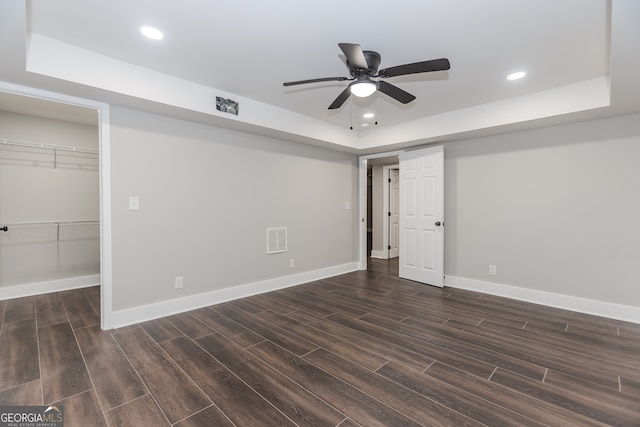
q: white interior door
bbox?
[399,146,444,287]
[389,169,400,258]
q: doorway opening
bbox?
[359,146,444,287]
[359,152,402,275]
[0,82,112,329]
[367,163,400,260]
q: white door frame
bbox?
[0,81,114,330]
[358,151,404,270]
[382,164,399,259]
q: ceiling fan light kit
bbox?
[283,43,450,111]
[350,80,377,97]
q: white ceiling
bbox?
[1,0,639,152]
[0,91,98,126]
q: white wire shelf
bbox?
[0,220,100,244]
[0,138,98,170]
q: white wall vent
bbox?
[266,227,287,254]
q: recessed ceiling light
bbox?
[363,113,375,119]
[507,71,526,80]
[140,26,164,40]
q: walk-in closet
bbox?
[0,92,100,300]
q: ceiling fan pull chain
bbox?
[349,101,354,130]
[369,99,379,127]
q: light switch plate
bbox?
[129,196,140,211]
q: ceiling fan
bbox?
[283,43,450,110]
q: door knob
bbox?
[435,221,441,226]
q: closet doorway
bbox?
[0,88,110,328]
[362,155,401,263]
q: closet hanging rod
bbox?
[0,219,99,227]
[0,138,98,155]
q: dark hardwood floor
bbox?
[1,259,639,426]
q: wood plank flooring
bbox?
[1,259,639,426]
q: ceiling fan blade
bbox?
[377,80,416,104]
[328,87,352,110]
[283,76,350,86]
[338,43,369,70]
[378,58,450,78]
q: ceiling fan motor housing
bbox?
[348,50,381,77]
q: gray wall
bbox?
[444,113,640,307]
[110,107,359,311]
[0,112,99,286]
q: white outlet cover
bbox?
[175,276,183,289]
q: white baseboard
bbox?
[110,262,360,329]
[0,274,101,300]
[445,275,640,325]
[370,250,387,259]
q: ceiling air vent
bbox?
[266,227,287,254]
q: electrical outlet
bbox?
[489,265,497,276]
[175,276,184,289]
[289,259,295,269]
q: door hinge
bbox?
[388,245,391,250]
[388,178,391,183]
[388,212,391,216]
